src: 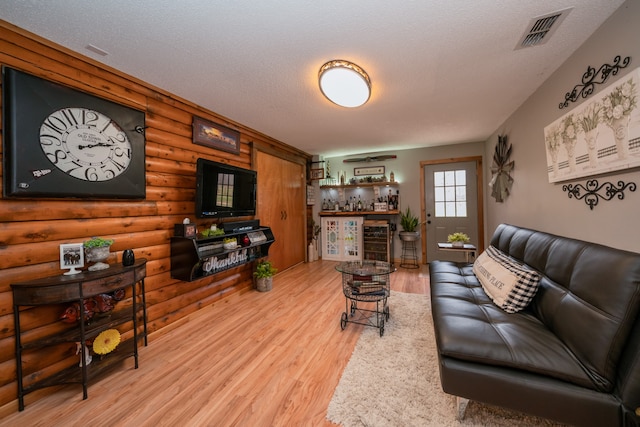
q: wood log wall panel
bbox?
[0,21,310,410]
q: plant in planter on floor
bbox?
[254,260,277,292]
[399,207,420,241]
[84,237,114,271]
[447,232,470,247]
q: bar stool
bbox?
[400,238,419,269]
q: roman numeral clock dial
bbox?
[39,108,132,181]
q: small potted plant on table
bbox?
[84,237,114,271]
[447,232,470,248]
[254,259,277,292]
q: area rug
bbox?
[326,291,563,427]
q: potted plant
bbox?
[399,207,420,241]
[447,232,470,248]
[254,259,277,292]
[84,237,114,271]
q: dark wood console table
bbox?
[11,259,147,411]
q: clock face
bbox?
[39,108,132,181]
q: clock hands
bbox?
[78,142,114,150]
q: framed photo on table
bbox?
[59,243,84,275]
[193,116,241,155]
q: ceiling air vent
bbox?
[515,7,572,49]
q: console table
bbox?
[437,242,477,263]
[11,259,147,411]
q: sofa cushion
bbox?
[473,246,541,313]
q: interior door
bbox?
[256,150,305,271]
[423,160,480,263]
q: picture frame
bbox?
[310,168,325,180]
[193,116,241,155]
[2,67,146,199]
[544,66,640,183]
[354,166,385,176]
[59,243,85,275]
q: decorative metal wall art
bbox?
[562,179,636,210]
[559,55,631,109]
[544,66,639,183]
[489,134,514,202]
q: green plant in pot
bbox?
[254,259,277,292]
[84,237,114,271]
[399,207,420,241]
[447,232,470,248]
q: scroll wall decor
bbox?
[562,179,636,210]
[544,66,640,184]
[559,55,631,109]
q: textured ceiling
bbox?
[0,1,626,157]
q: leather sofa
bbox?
[429,224,640,426]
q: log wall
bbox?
[0,21,310,411]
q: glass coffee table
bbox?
[335,261,396,336]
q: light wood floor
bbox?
[0,260,430,426]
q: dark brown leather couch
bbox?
[430,224,640,426]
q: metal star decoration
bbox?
[489,134,514,202]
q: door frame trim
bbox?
[419,156,484,264]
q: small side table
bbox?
[437,243,477,263]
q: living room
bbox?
[0,1,639,425]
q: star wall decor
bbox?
[490,134,514,203]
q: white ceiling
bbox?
[0,1,626,157]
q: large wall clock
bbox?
[2,67,146,199]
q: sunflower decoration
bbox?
[93,329,121,355]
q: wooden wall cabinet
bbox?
[256,150,306,271]
[171,227,275,281]
[11,260,148,411]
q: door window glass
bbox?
[434,170,467,217]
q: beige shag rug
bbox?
[326,291,564,427]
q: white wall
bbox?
[484,0,640,252]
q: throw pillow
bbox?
[473,245,541,313]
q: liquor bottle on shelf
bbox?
[357,196,363,212]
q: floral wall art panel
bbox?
[544,66,640,183]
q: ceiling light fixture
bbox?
[318,60,371,108]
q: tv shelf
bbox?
[170,226,275,282]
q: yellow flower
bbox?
[93,329,121,355]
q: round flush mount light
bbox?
[318,60,371,108]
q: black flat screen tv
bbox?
[195,158,257,218]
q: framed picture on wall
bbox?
[354,166,385,176]
[192,116,241,155]
[310,168,325,180]
[2,67,146,199]
[544,66,640,183]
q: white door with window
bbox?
[424,161,479,263]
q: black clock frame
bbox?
[2,67,146,199]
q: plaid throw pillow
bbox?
[473,246,541,313]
